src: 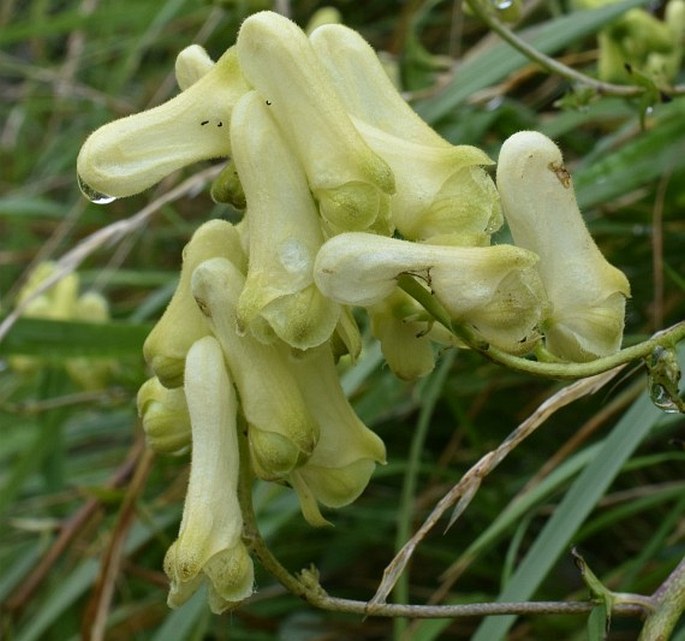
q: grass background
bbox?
[1,0,684,639]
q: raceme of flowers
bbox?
[77,11,630,613]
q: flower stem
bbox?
[463,0,685,98]
[397,273,685,379]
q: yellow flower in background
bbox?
[11,262,115,388]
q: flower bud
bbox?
[137,377,191,454]
[287,345,386,525]
[164,336,253,613]
[143,219,246,388]
[496,131,630,360]
[370,289,436,380]
[191,257,319,479]
[236,11,395,232]
[230,91,340,349]
[77,47,249,200]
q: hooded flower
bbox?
[77,46,249,201]
[163,336,254,614]
[287,344,386,526]
[309,23,501,245]
[230,90,340,349]
[143,219,247,388]
[235,11,395,233]
[496,130,630,361]
[314,232,544,353]
[191,257,319,480]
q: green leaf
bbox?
[587,603,609,641]
[0,317,153,358]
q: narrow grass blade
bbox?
[471,389,667,641]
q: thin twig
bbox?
[3,440,144,618]
[463,0,685,97]
[0,164,223,344]
[239,438,648,619]
[82,444,155,641]
[367,365,625,607]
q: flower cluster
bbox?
[77,11,630,612]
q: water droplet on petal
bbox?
[77,174,117,205]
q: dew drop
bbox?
[646,346,685,414]
[77,174,117,205]
[492,0,514,9]
[648,382,682,414]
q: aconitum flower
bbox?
[137,377,191,455]
[191,257,319,480]
[236,11,396,233]
[163,336,254,613]
[310,23,502,245]
[314,232,544,353]
[143,219,247,388]
[287,345,386,526]
[76,46,249,201]
[496,130,630,361]
[370,290,436,380]
[230,90,340,349]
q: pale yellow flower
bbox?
[287,344,386,526]
[77,47,249,200]
[236,11,395,233]
[230,90,340,349]
[314,232,544,352]
[191,257,319,480]
[143,219,246,388]
[496,130,630,360]
[163,336,253,613]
